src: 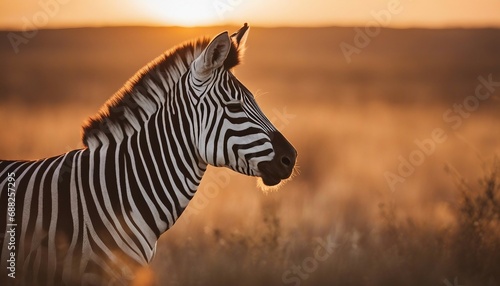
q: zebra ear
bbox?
[231,23,249,50]
[193,31,231,77]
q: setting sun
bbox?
[136,0,223,26]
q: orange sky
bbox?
[1,0,500,29]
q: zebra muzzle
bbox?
[258,131,297,186]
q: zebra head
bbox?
[190,24,297,186]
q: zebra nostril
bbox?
[281,156,292,167]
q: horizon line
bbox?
[2,22,500,32]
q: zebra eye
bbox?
[226,102,243,113]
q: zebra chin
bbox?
[257,131,297,187]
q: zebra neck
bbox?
[82,64,208,250]
[116,107,206,233]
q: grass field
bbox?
[1,26,500,285]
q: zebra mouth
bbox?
[260,173,282,186]
[258,163,292,186]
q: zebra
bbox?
[0,24,296,285]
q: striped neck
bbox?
[80,98,207,264]
[79,40,214,258]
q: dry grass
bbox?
[146,158,500,286]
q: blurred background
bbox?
[1,1,500,285]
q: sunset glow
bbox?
[1,0,500,29]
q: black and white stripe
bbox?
[0,24,296,285]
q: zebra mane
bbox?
[81,35,242,148]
